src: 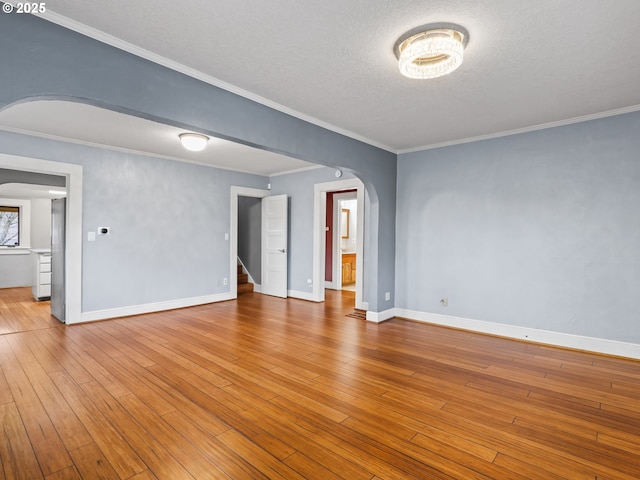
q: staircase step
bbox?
[237,264,243,274]
[238,273,249,284]
[237,282,254,294]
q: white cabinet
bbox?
[31,250,51,300]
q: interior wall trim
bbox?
[36,11,393,153]
[397,104,640,154]
[394,308,640,361]
[366,308,397,323]
[36,11,640,155]
[288,289,317,302]
[80,292,235,323]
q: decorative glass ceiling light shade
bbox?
[394,24,468,79]
[179,132,209,151]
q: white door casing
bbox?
[313,177,365,310]
[230,186,270,298]
[261,194,288,298]
[0,154,83,324]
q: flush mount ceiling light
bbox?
[394,23,469,79]
[179,132,209,152]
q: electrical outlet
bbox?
[440,297,448,307]
[223,278,228,286]
[385,292,391,301]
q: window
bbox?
[0,205,20,246]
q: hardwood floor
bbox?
[0,287,60,335]
[1,287,639,479]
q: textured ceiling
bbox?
[0,101,317,176]
[16,1,640,152]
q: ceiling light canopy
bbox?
[179,132,209,151]
[394,23,468,79]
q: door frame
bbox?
[0,154,83,324]
[329,191,357,291]
[312,177,366,309]
[230,186,270,299]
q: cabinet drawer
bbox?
[40,255,51,264]
[39,262,51,273]
[40,284,51,297]
[39,272,51,285]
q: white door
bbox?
[51,197,66,322]
[261,194,288,298]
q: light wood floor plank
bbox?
[0,402,43,480]
[161,410,263,480]
[47,370,147,479]
[44,466,82,480]
[81,380,196,479]
[67,443,120,480]
[0,336,73,476]
[0,367,14,405]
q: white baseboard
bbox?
[395,308,640,360]
[366,308,397,323]
[253,283,262,293]
[79,294,640,360]
[288,289,318,302]
[79,292,235,324]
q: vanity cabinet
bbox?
[31,250,51,300]
[341,253,356,285]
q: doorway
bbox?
[0,154,83,324]
[230,187,290,299]
[237,195,262,294]
[230,186,269,298]
[312,177,366,310]
[325,190,358,293]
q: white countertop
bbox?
[0,247,31,255]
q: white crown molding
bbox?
[269,164,324,177]
[0,125,297,177]
[34,10,395,154]
[24,10,640,157]
[398,104,640,155]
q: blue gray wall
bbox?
[0,11,396,311]
[0,130,266,311]
[397,111,640,344]
[0,168,65,186]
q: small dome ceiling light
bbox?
[179,132,209,152]
[394,23,469,79]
